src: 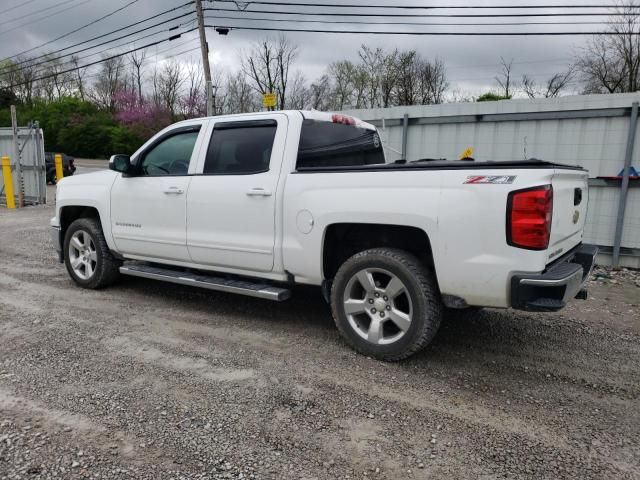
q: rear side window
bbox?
[204,120,277,175]
[296,119,385,169]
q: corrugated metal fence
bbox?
[343,93,640,268]
[0,124,47,207]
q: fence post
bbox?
[1,156,16,209]
[612,101,639,267]
[10,106,24,207]
[401,113,409,161]
[54,154,64,183]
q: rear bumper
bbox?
[511,244,598,312]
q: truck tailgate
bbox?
[548,169,589,262]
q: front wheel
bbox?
[330,248,443,362]
[63,218,121,289]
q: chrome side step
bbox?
[119,264,291,301]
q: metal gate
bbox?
[0,122,46,207]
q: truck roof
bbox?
[172,110,376,131]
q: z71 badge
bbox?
[464,175,517,184]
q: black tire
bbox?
[48,167,71,184]
[330,248,443,362]
[63,217,121,289]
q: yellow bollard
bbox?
[1,156,16,209]
[54,154,64,183]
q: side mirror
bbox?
[109,154,132,174]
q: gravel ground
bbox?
[1,188,639,480]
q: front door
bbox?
[187,115,287,272]
[110,124,205,262]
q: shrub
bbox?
[476,92,512,102]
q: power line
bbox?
[35,24,194,80]
[81,45,202,82]
[80,41,202,82]
[0,0,41,16]
[204,14,627,27]
[0,0,94,39]
[205,23,620,35]
[213,0,624,10]
[0,0,79,28]
[204,6,622,18]
[1,12,195,76]
[1,0,152,61]
[8,29,197,89]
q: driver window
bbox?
[139,130,200,176]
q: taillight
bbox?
[507,185,553,250]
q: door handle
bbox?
[246,187,272,197]
[163,186,184,194]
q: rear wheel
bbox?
[63,218,121,289]
[330,248,443,361]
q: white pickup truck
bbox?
[51,110,597,361]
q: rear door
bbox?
[186,114,288,272]
[548,169,589,259]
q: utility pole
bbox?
[195,0,214,116]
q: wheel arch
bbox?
[322,223,436,283]
[59,206,108,260]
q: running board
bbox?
[119,264,291,301]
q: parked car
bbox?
[45,152,75,184]
[49,111,597,361]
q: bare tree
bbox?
[150,64,161,107]
[522,67,575,98]
[241,36,298,110]
[379,49,399,108]
[225,71,259,114]
[90,56,125,111]
[419,57,448,105]
[129,50,146,101]
[242,39,277,98]
[495,57,515,98]
[395,50,420,106]
[36,55,74,101]
[179,60,204,118]
[309,74,331,110]
[358,45,384,108]
[328,60,355,109]
[0,57,36,105]
[352,65,369,109]
[577,1,640,93]
[287,70,310,109]
[275,35,297,109]
[158,60,183,119]
[70,56,87,101]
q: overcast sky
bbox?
[0,0,617,97]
